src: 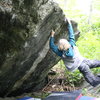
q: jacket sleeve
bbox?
[49,37,62,57]
[68,23,76,46]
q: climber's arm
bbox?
[49,30,62,57]
[67,20,76,46]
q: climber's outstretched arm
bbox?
[67,19,76,46]
[49,30,62,57]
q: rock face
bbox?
[0,0,79,97]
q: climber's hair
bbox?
[58,39,71,51]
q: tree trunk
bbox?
[88,0,93,24]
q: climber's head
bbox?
[58,39,71,51]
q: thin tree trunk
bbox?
[64,0,67,10]
[88,0,93,24]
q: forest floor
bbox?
[39,65,100,98]
[17,65,100,99]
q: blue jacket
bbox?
[49,23,76,57]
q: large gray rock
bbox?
[0,0,79,97]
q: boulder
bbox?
[0,0,80,97]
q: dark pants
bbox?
[78,59,100,87]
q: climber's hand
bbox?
[50,30,55,37]
[67,18,71,25]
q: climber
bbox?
[49,18,100,87]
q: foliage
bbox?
[57,60,83,86]
[64,69,83,87]
[77,29,100,59]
